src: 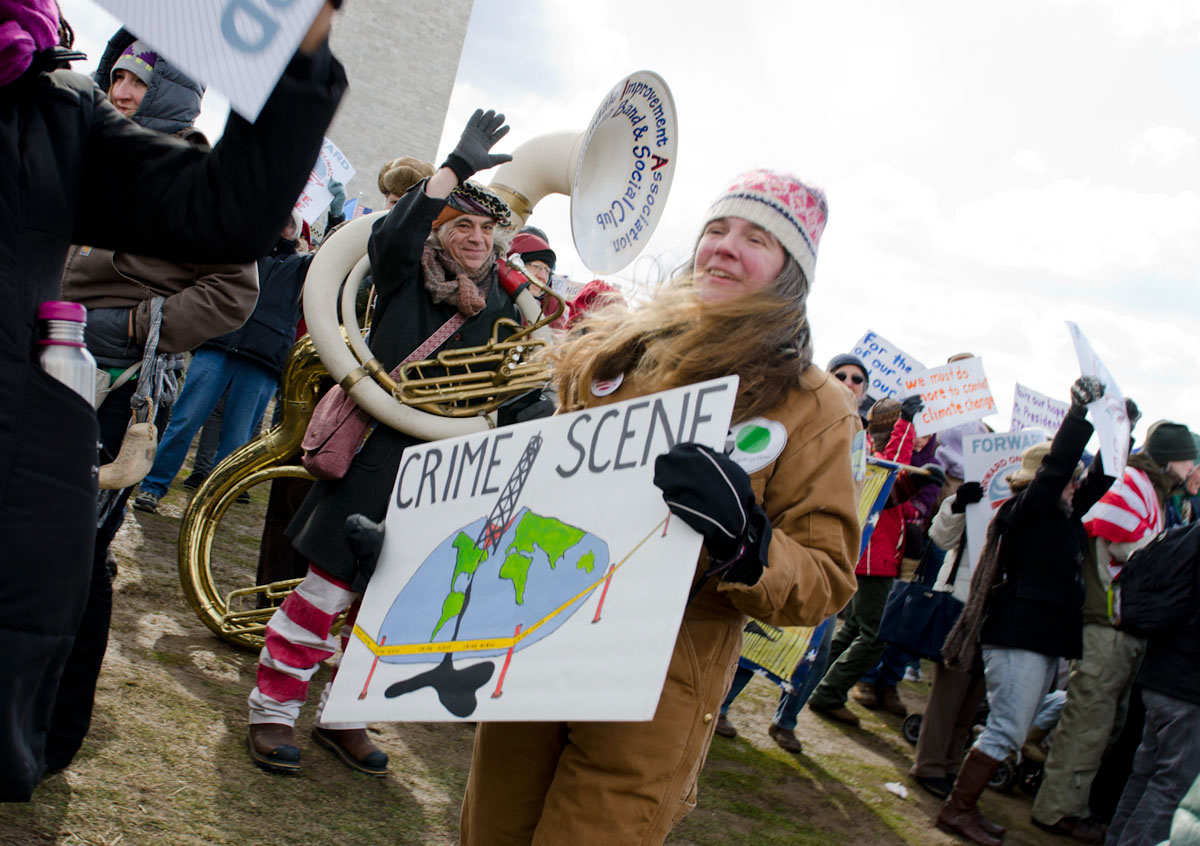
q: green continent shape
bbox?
[577,550,596,574]
[431,532,487,639]
[500,552,534,604]
[500,513,587,605]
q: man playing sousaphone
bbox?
[245,109,537,775]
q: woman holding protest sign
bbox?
[459,169,863,844]
[935,377,1115,845]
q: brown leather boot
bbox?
[247,723,301,774]
[850,681,879,709]
[311,726,389,776]
[936,748,1004,845]
[876,683,908,717]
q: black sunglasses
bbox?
[835,371,865,385]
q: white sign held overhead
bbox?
[962,428,1048,574]
[1066,322,1130,477]
[323,377,739,724]
[295,138,356,224]
[94,0,327,121]
[850,330,925,402]
[1011,383,1070,436]
[902,357,996,436]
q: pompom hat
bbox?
[701,169,829,285]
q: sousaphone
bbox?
[178,71,679,650]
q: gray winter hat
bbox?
[827,353,869,382]
[111,40,158,87]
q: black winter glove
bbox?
[950,481,983,513]
[345,513,385,587]
[440,108,513,184]
[913,463,946,489]
[653,443,772,586]
[1125,397,1141,429]
[1070,376,1105,409]
[900,395,924,422]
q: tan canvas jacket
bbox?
[61,245,259,354]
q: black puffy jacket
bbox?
[203,239,311,373]
[0,44,344,802]
[980,408,1115,659]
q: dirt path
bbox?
[0,477,1052,845]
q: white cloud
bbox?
[1130,126,1197,166]
[948,181,1200,281]
[1013,149,1048,174]
[1049,0,1200,41]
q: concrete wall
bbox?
[326,0,474,210]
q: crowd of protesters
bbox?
[5,3,1200,846]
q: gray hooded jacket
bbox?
[93,29,204,134]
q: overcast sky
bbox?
[60,0,1200,441]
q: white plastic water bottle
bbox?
[36,301,96,404]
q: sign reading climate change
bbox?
[962,428,1047,572]
[96,0,328,121]
[904,358,996,437]
[323,378,738,724]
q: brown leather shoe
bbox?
[850,681,879,709]
[714,715,738,738]
[768,724,803,753]
[1031,815,1105,843]
[936,748,1004,845]
[810,703,861,727]
[247,723,301,774]
[311,726,389,777]
[877,684,908,717]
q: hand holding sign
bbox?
[1066,322,1130,476]
[96,0,330,120]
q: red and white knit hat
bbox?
[702,169,829,284]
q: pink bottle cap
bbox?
[36,301,86,322]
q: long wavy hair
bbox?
[545,245,815,421]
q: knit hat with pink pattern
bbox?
[701,169,828,284]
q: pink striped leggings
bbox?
[248,565,363,729]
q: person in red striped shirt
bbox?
[1032,418,1196,842]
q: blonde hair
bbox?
[545,252,814,420]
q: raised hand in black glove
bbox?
[900,395,924,422]
[913,463,946,489]
[1125,397,1141,429]
[653,443,772,586]
[950,481,983,513]
[1070,376,1105,409]
[440,108,513,185]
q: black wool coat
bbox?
[287,187,522,585]
[1137,534,1200,707]
[0,46,344,801]
[980,408,1114,660]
